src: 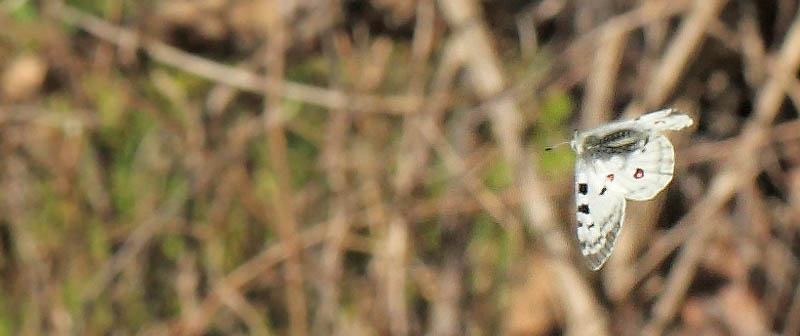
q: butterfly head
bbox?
[568,129,584,154]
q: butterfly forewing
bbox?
[634,108,694,132]
[575,157,627,270]
[608,135,676,201]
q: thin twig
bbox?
[50,3,421,115]
[262,3,307,335]
[643,0,730,108]
[172,225,326,334]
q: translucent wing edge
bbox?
[634,108,694,132]
[578,197,624,270]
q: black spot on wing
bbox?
[578,204,590,214]
[600,187,607,195]
[578,183,588,195]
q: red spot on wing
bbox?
[634,168,644,179]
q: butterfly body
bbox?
[581,129,649,158]
[569,108,693,270]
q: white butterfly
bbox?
[568,108,693,270]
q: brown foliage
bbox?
[0,0,798,335]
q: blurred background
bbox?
[0,0,798,335]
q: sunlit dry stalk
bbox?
[214,282,271,336]
[169,224,327,335]
[643,0,730,108]
[738,2,768,86]
[436,0,525,263]
[378,0,439,333]
[82,191,185,303]
[580,24,628,128]
[429,109,480,336]
[262,2,307,336]
[783,169,800,336]
[2,155,44,335]
[439,0,522,161]
[394,0,436,197]
[560,0,688,94]
[641,168,742,336]
[399,54,465,336]
[383,217,410,336]
[398,11,478,331]
[313,70,353,334]
[784,280,800,336]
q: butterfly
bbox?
[567,108,693,270]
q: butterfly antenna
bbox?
[544,141,569,151]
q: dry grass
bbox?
[0,0,798,335]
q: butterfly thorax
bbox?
[577,129,649,160]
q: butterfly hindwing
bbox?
[606,135,676,201]
[575,157,627,270]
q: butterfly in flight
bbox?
[565,109,693,270]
